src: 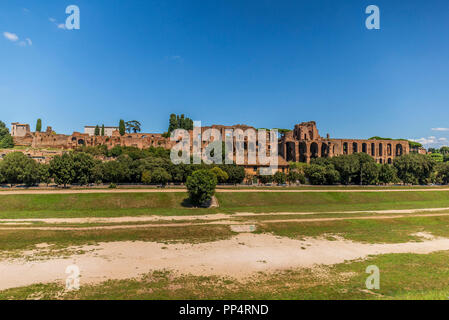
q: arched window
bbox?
[362,143,367,153]
[310,143,319,158]
[352,142,358,153]
[396,144,403,156]
[321,143,329,158]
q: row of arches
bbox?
[284,140,405,162]
[342,142,403,157]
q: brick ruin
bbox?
[12,126,176,150]
[8,121,411,168]
[279,121,410,164]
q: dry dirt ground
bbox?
[1,232,449,291]
[1,207,449,231]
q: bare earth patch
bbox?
[1,207,449,229]
[2,233,449,290]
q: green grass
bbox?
[257,215,449,243]
[0,225,235,251]
[216,191,449,213]
[3,251,449,300]
[3,190,449,219]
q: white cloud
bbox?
[432,128,449,132]
[410,136,449,148]
[3,32,19,42]
[49,18,67,30]
[3,32,32,47]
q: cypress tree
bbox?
[119,119,126,136]
[36,119,42,132]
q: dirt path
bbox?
[1,188,449,195]
[1,210,449,231]
[1,207,448,225]
[1,233,449,291]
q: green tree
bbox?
[378,164,397,184]
[258,174,273,184]
[141,170,152,185]
[168,114,178,133]
[440,146,449,155]
[287,170,305,184]
[101,124,105,136]
[0,152,40,186]
[94,125,100,136]
[273,171,287,185]
[38,163,51,186]
[72,152,98,185]
[393,153,436,185]
[150,167,171,186]
[0,121,14,148]
[360,162,379,185]
[109,146,123,157]
[305,164,327,185]
[125,120,142,133]
[49,153,75,187]
[220,165,245,184]
[436,162,449,184]
[186,169,217,206]
[119,119,126,136]
[36,119,42,132]
[210,167,229,184]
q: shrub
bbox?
[186,169,217,206]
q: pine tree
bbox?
[94,125,100,136]
[101,124,105,136]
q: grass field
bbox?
[2,188,449,300]
[2,190,449,218]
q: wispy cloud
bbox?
[410,136,448,148]
[49,17,66,30]
[3,32,32,47]
[3,32,19,42]
[169,55,184,62]
[432,128,449,132]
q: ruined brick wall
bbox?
[281,122,410,164]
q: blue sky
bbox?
[1,0,448,147]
